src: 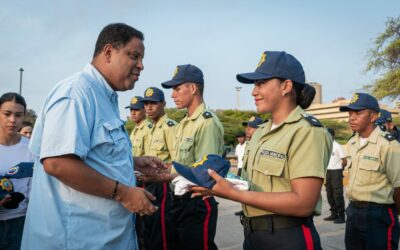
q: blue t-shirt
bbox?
[21,64,137,250]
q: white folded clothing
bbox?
[226,178,249,191]
[172,175,196,195]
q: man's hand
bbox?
[0,195,11,207]
[116,184,158,215]
[134,156,168,176]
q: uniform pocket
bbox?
[177,139,195,164]
[356,156,380,186]
[254,156,285,177]
[100,119,130,159]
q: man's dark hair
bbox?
[195,83,204,95]
[327,128,335,137]
[93,23,144,58]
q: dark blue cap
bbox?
[339,93,380,113]
[0,177,25,209]
[237,51,305,85]
[172,154,231,189]
[142,87,165,102]
[242,116,263,128]
[375,109,393,124]
[4,162,34,179]
[125,96,144,110]
[161,64,204,88]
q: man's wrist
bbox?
[114,183,128,202]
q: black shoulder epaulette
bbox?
[148,123,153,129]
[202,111,213,119]
[383,133,396,142]
[301,113,323,127]
[166,120,175,127]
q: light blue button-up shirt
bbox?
[21,64,137,250]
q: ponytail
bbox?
[294,83,315,109]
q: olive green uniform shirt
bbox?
[173,103,224,168]
[130,119,149,157]
[346,126,400,204]
[145,114,177,163]
[241,106,333,217]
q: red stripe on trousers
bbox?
[203,198,212,250]
[387,208,395,250]
[301,224,314,250]
[161,183,167,250]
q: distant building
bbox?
[305,83,399,121]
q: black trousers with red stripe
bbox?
[142,182,173,250]
[171,195,218,250]
[243,217,322,250]
[345,202,399,250]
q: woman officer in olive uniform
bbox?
[192,51,333,250]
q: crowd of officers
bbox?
[127,63,400,250]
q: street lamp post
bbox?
[235,86,242,110]
[19,68,24,95]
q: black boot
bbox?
[323,212,337,221]
[334,213,345,224]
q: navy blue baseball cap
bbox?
[142,87,165,102]
[339,93,380,113]
[172,154,231,189]
[125,96,144,110]
[375,109,393,124]
[161,64,204,88]
[242,116,263,128]
[237,51,306,85]
[4,162,34,179]
[0,177,25,209]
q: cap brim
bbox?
[339,104,367,112]
[236,72,274,84]
[242,122,248,126]
[172,161,199,185]
[161,79,184,89]
[3,192,25,209]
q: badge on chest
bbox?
[260,149,286,160]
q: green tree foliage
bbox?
[364,16,400,100]
[320,119,353,144]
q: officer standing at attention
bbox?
[339,93,400,249]
[242,116,263,141]
[161,64,224,250]
[126,96,148,157]
[140,87,176,250]
[191,51,333,250]
[376,109,400,142]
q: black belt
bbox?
[240,214,310,231]
[350,201,395,208]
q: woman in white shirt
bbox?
[0,92,35,250]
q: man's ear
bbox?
[370,111,379,123]
[190,83,197,95]
[102,44,114,63]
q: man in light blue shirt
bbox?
[21,23,164,250]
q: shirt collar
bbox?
[154,114,167,128]
[83,64,117,101]
[187,103,206,120]
[260,105,304,134]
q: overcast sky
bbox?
[1,0,398,119]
